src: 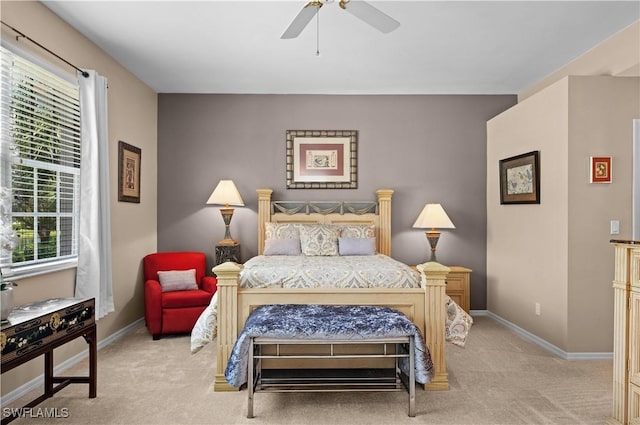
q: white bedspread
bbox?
[191,255,473,353]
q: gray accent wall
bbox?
[157,94,516,310]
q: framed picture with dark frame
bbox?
[286,130,358,189]
[499,150,540,204]
[118,140,141,203]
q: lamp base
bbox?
[218,208,238,246]
[425,230,441,262]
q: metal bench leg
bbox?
[409,338,415,417]
[248,338,254,418]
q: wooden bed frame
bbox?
[212,188,450,392]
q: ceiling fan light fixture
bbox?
[282,0,400,40]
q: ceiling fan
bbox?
[281,0,400,39]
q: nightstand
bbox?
[445,266,471,313]
[412,264,471,313]
[215,244,241,265]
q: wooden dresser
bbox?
[609,240,640,425]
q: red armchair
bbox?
[143,252,217,340]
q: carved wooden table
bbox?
[1,298,96,424]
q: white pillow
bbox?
[264,238,302,255]
[298,224,341,256]
[157,269,198,292]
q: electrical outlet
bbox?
[535,302,541,316]
[610,220,620,235]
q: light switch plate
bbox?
[610,220,620,235]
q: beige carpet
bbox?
[6,316,612,425]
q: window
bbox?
[0,46,81,272]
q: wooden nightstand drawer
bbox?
[445,275,464,290]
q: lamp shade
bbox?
[206,180,245,207]
[412,204,455,229]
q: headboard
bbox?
[256,189,393,256]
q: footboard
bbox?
[212,261,450,391]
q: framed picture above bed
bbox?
[286,130,357,189]
[499,150,540,204]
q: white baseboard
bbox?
[485,311,613,360]
[1,317,145,405]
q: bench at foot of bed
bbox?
[247,337,416,418]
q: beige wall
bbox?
[487,79,570,349]
[488,76,639,353]
[1,1,158,396]
[567,76,639,352]
[487,18,640,354]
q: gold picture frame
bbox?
[286,130,358,189]
[118,141,141,203]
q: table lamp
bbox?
[412,203,455,262]
[207,180,244,245]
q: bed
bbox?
[193,188,472,391]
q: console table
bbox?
[0,298,96,425]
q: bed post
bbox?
[256,189,273,255]
[376,189,393,257]
[418,261,450,390]
[212,261,242,391]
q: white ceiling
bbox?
[42,1,639,94]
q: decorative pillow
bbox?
[263,238,302,256]
[157,269,198,292]
[340,223,376,239]
[338,237,376,256]
[298,224,341,256]
[264,222,300,240]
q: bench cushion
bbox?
[224,304,433,387]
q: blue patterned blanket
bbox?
[224,304,434,387]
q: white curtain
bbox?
[75,70,114,319]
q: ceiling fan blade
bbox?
[281,1,323,39]
[339,0,400,34]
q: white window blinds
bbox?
[0,46,81,268]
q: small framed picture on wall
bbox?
[590,156,612,184]
[118,140,141,203]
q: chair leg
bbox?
[152,334,161,340]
